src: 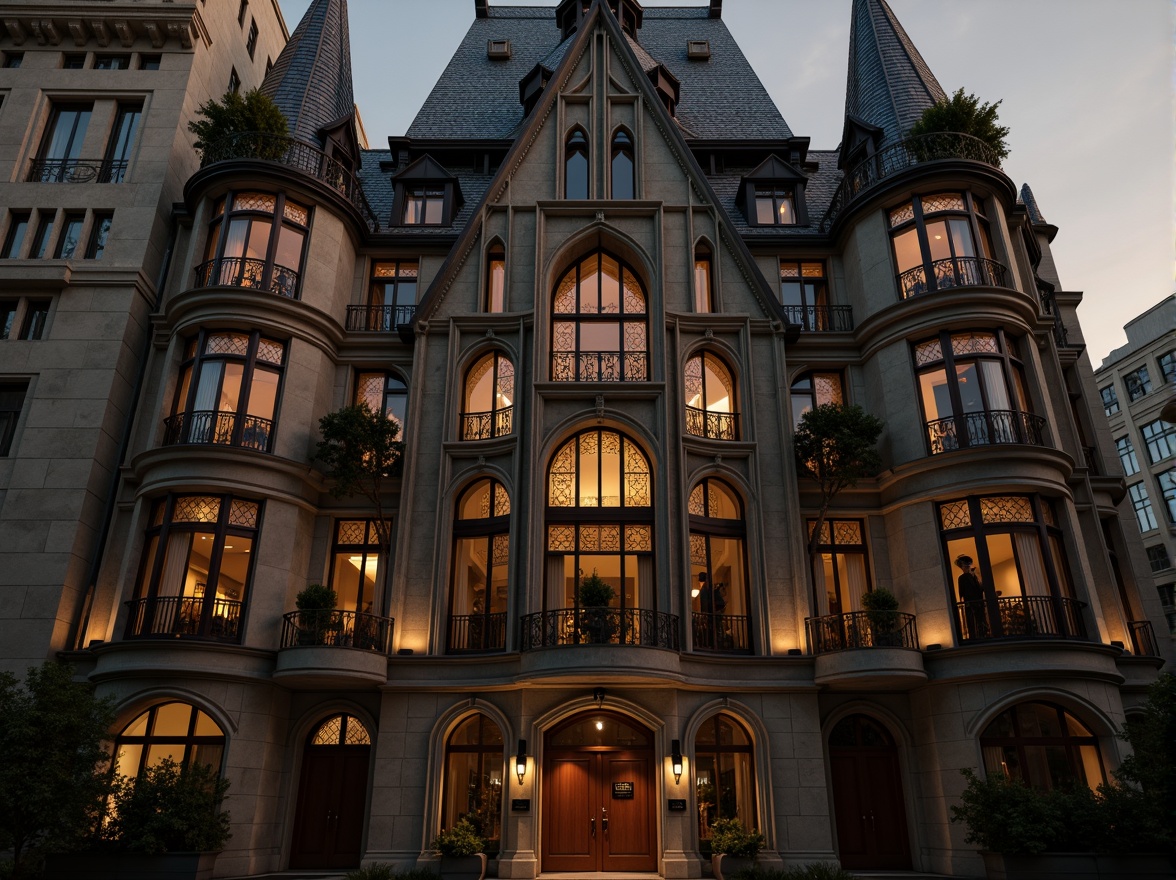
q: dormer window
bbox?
[736,154,809,228]
[404,187,444,225]
[391,154,463,227]
[755,187,795,226]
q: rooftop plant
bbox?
[907,87,1010,161]
[188,88,288,161]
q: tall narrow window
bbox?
[329,519,383,615]
[54,213,84,259]
[449,480,510,653]
[1158,469,1176,524]
[0,300,16,338]
[201,191,308,298]
[2,213,29,258]
[684,352,737,440]
[462,352,514,440]
[32,103,92,182]
[790,371,843,428]
[228,67,240,94]
[19,300,50,340]
[889,192,998,297]
[104,103,142,183]
[565,129,589,200]
[1099,385,1119,416]
[779,261,844,330]
[1129,483,1157,533]
[810,519,870,618]
[352,260,418,331]
[610,130,634,199]
[113,702,226,777]
[980,702,1104,791]
[695,714,756,854]
[442,715,504,853]
[689,479,750,653]
[28,215,53,259]
[86,212,113,259]
[238,0,248,25]
[1116,437,1140,476]
[246,19,259,58]
[693,246,712,312]
[485,246,505,313]
[1159,350,1176,385]
[355,371,408,437]
[0,381,28,455]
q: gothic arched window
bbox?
[689,479,750,652]
[979,701,1104,791]
[114,701,225,777]
[462,352,514,440]
[685,352,737,440]
[449,479,510,653]
[565,129,589,199]
[610,130,634,199]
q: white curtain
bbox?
[157,533,192,597]
[844,553,868,611]
[1014,533,1050,596]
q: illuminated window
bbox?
[355,370,408,438]
[684,352,737,440]
[462,352,514,440]
[200,191,309,298]
[442,714,504,854]
[695,714,756,854]
[449,480,510,653]
[114,702,225,777]
[689,480,749,652]
[329,520,383,615]
[485,245,505,312]
[790,371,843,428]
[980,702,1104,791]
[693,245,713,312]
[889,192,998,297]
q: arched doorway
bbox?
[290,714,372,869]
[828,714,911,870]
[542,711,656,873]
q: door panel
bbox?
[290,746,370,869]
[602,754,655,871]
[830,749,911,870]
[829,753,867,862]
[542,755,596,872]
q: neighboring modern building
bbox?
[0,0,1169,877]
[1094,294,1176,639]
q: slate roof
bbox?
[844,0,945,147]
[358,150,493,234]
[260,0,355,147]
[1020,183,1047,225]
[708,151,841,238]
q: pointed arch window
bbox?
[485,245,506,313]
[565,129,589,199]
[685,352,737,440]
[443,714,504,854]
[462,353,514,440]
[610,130,634,199]
[694,244,713,312]
[552,250,648,382]
[449,479,510,653]
[114,701,226,777]
[694,713,756,854]
[689,479,750,652]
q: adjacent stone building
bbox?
[0,0,1169,877]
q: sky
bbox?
[275,0,1173,366]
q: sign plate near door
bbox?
[612,781,634,799]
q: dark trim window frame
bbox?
[328,519,385,615]
[201,191,310,299]
[485,244,506,313]
[809,518,872,617]
[19,299,50,340]
[610,128,635,200]
[1158,469,1176,525]
[693,243,713,313]
[684,350,738,441]
[889,191,997,298]
[1129,483,1158,533]
[1124,365,1152,401]
[361,259,418,331]
[694,713,757,854]
[564,128,589,200]
[1116,436,1140,476]
[114,701,226,777]
[86,211,113,259]
[54,212,84,259]
[103,102,142,184]
[689,478,751,653]
[790,370,844,428]
[29,213,53,259]
[979,701,1105,791]
[1100,384,1119,416]
[1141,418,1175,464]
[93,54,131,70]
[442,714,504,854]
[0,380,28,456]
[1,212,30,258]
[462,351,514,441]
[1159,350,1176,385]
[355,370,408,438]
[1146,544,1172,573]
[246,19,258,58]
[449,479,511,653]
[36,103,93,171]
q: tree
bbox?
[101,759,231,855]
[0,662,117,878]
[1115,672,1175,832]
[907,87,1011,161]
[187,88,288,161]
[793,403,883,559]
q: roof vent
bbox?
[647,63,681,116]
[487,39,511,59]
[686,40,710,59]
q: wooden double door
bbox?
[290,715,372,869]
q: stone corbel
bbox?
[165,21,193,49]
[67,20,88,47]
[144,21,165,49]
[31,19,62,46]
[113,19,134,48]
[2,19,25,45]
[90,19,110,47]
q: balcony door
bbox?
[829,714,910,871]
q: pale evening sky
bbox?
[276,0,1174,366]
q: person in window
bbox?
[955,554,992,638]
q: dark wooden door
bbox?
[601,751,655,872]
[829,715,911,870]
[290,745,371,868]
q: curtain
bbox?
[546,556,565,609]
[844,552,868,611]
[638,555,654,609]
[813,556,830,616]
[1014,533,1050,596]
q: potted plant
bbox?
[708,817,764,880]
[577,569,617,644]
[432,818,487,880]
[295,583,340,646]
[861,588,902,647]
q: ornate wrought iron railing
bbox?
[1128,620,1160,657]
[162,410,273,453]
[806,610,918,654]
[461,408,513,441]
[200,132,379,231]
[820,132,1004,232]
[955,596,1088,642]
[552,351,648,383]
[124,596,242,642]
[926,409,1046,454]
[685,406,738,441]
[28,158,129,183]
[896,256,1009,299]
[691,612,751,653]
[345,304,417,332]
[520,607,679,650]
[193,256,300,299]
[781,304,855,332]
[279,609,395,654]
[447,612,508,653]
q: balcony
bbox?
[162,411,273,453]
[461,408,513,441]
[194,256,300,299]
[955,596,1089,643]
[520,607,679,650]
[926,409,1047,454]
[819,131,1005,232]
[897,256,1010,299]
[781,304,854,332]
[685,406,738,441]
[28,157,128,183]
[345,304,417,340]
[200,132,379,232]
[1128,620,1161,658]
[447,612,508,653]
[552,351,648,383]
[691,612,751,653]
[124,596,242,643]
[275,610,395,687]
[806,610,926,688]
[806,610,918,653]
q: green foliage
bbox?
[907,87,1010,160]
[296,583,338,611]
[101,759,231,855]
[344,865,439,880]
[0,662,117,878]
[577,569,616,608]
[1116,673,1175,830]
[861,588,898,612]
[431,818,486,857]
[709,818,764,857]
[187,88,288,159]
[950,769,1061,854]
[733,864,853,880]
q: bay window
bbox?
[199,191,309,298]
[889,192,1001,297]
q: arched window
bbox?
[310,713,372,746]
[565,129,589,199]
[979,702,1104,791]
[695,713,756,853]
[485,245,505,313]
[449,479,510,653]
[114,701,225,776]
[694,243,713,312]
[462,353,514,440]
[610,130,634,199]
[552,250,648,382]
[689,479,750,652]
[443,714,504,855]
[545,429,653,616]
[685,353,737,440]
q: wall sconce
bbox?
[593,687,605,708]
[516,739,527,784]
[671,739,683,784]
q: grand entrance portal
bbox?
[290,714,372,869]
[542,712,657,873]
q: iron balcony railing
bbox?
[552,351,649,383]
[1128,620,1160,658]
[194,256,300,299]
[955,596,1088,642]
[897,256,1009,299]
[819,131,1004,232]
[162,410,273,453]
[279,610,395,654]
[447,612,508,653]
[685,406,738,441]
[461,407,513,441]
[200,131,379,232]
[806,610,918,654]
[345,304,417,332]
[691,612,751,653]
[926,409,1046,455]
[28,157,129,183]
[520,607,679,650]
[781,304,855,332]
[124,596,242,642]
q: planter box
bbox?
[981,851,1174,880]
[711,853,756,880]
[44,851,220,880]
[440,852,487,880]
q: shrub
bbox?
[950,769,1060,854]
[101,759,231,855]
[733,865,852,880]
[709,818,764,857]
[187,88,288,160]
[431,818,485,857]
[345,865,397,880]
[577,569,616,608]
[907,87,1010,161]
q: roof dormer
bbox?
[735,154,810,227]
[391,154,464,227]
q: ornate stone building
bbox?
[0,0,1169,877]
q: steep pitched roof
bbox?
[260,0,355,147]
[844,0,945,146]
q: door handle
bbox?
[590,816,595,837]
[602,807,608,834]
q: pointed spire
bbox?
[844,0,946,146]
[260,0,355,147]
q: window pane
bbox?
[216,535,252,602]
[566,151,588,199]
[892,227,922,274]
[274,225,304,272]
[245,368,279,419]
[153,702,192,736]
[754,194,774,225]
[919,368,952,420]
[488,258,505,312]
[611,149,634,199]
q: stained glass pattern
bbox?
[312,715,343,745]
[173,496,221,523]
[548,440,577,507]
[337,520,369,544]
[834,521,862,544]
[233,192,275,213]
[814,374,843,405]
[282,201,308,226]
[889,202,914,227]
[256,338,285,365]
[624,322,647,352]
[780,263,799,278]
[808,520,830,543]
[205,333,250,357]
[802,262,825,277]
[374,262,418,278]
[690,533,707,566]
[914,339,944,366]
[497,360,514,401]
[921,193,966,214]
[688,485,705,516]
[494,484,511,517]
[951,332,999,356]
[939,500,972,530]
[625,525,651,551]
[343,718,371,745]
[980,496,1034,524]
[548,525,574,551]
[554,274,577,313]
[492,534,510,566]
[623,274,645,314]
[685,354,703,401]
[228,500,259,528]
